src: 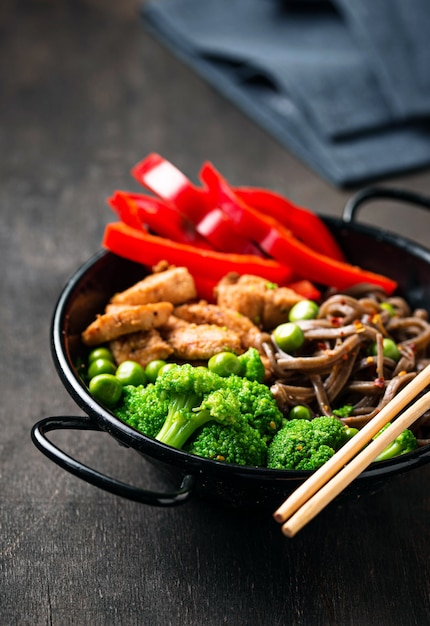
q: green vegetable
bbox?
[186,421,268,466]
[267,416,357,471]
[289,405,312,420]
[114,362,283,463]
[380,302,395,317]
[88,346,115,364]
[157,362,178,377]
[272,322,305,353]
[288,299,319,322]
[369,338,401,362]
[222,374,283,441]
[89,373,123,407]
[115,384,168,438]
[145,359,167,383]
[237,347,266,382]
[87,357,117,379]
[208,351,244,377]
[373,423,418,462]
[149,364,241,450]
[115,360,147,387]
[332,404,354,418]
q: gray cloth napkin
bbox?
[141,0,430,187]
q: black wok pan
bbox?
[31,187,430,509]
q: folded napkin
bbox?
[141,0,430,187]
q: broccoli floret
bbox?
[152,364,242,449]
[186,421,268,467]
[115,384,168,438]
[223,375,283,441]
[373,423,418,462]
[332,404,354,418]
[267,416,357,471]
[237,347,266,383]
[112,362,283,461]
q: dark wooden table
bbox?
[2,2,430,624]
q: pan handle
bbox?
[343,187,430,223]
[31,415,194,506]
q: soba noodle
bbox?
[264,287,430,446]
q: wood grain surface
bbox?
[2,2,429,625]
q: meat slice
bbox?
[215,273,303,329]
[81,302,173,346]
[110,266,197,306]
[109,328,174,367]
[174,301,270,350]
[160,316,242,360]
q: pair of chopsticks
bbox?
[273,363,430,538]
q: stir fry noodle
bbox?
[264,286,430,446]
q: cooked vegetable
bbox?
[288,299,319,322]
[114,363,283,462]
[237,346,266,383]
[88,347,115,364]
[289,405,313,421]
[272,322,305,353]
[131,152,211,223]
[373,423,418,462]
[369,337,401,362]
[144,359,167,383]
[208,351,244,378]
[186,421,268,466]
[115,384,169,439]
[115,360,147,387]
[199,162,398,294]
[233,186,346,261]
[267,416,358,471]
[108,190,213,249]
[89,373,123,408]
[87,357,117,379]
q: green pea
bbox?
[272,322,305,353]
[88,347,114,364]
[380,302,395,317]
[208,352,244,377]
[89,374,123,407]
[87,358,117,379]
[370,338,401,362]
[288,299,319,322]
[289,405,312,420]
[144,360,167,383]
[115,360,147,387]
[157,362,178,377]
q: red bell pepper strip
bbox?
[131,153,211,223]
[195,207,265,256]
[234,187,345,261]
[103,221,295,286]
[131,154,264,256]
[108,191,213,249]
[200,163,398,295]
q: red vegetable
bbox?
[195,206,264,256]
[131,153,211,223]
[103,221,294,286]
[234,187,345,261]
[132,154,265,256]
[200,162,398,295]
[108,191,212,248]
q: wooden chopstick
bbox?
[273,363,430,538]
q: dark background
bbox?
[2,2,429,624]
